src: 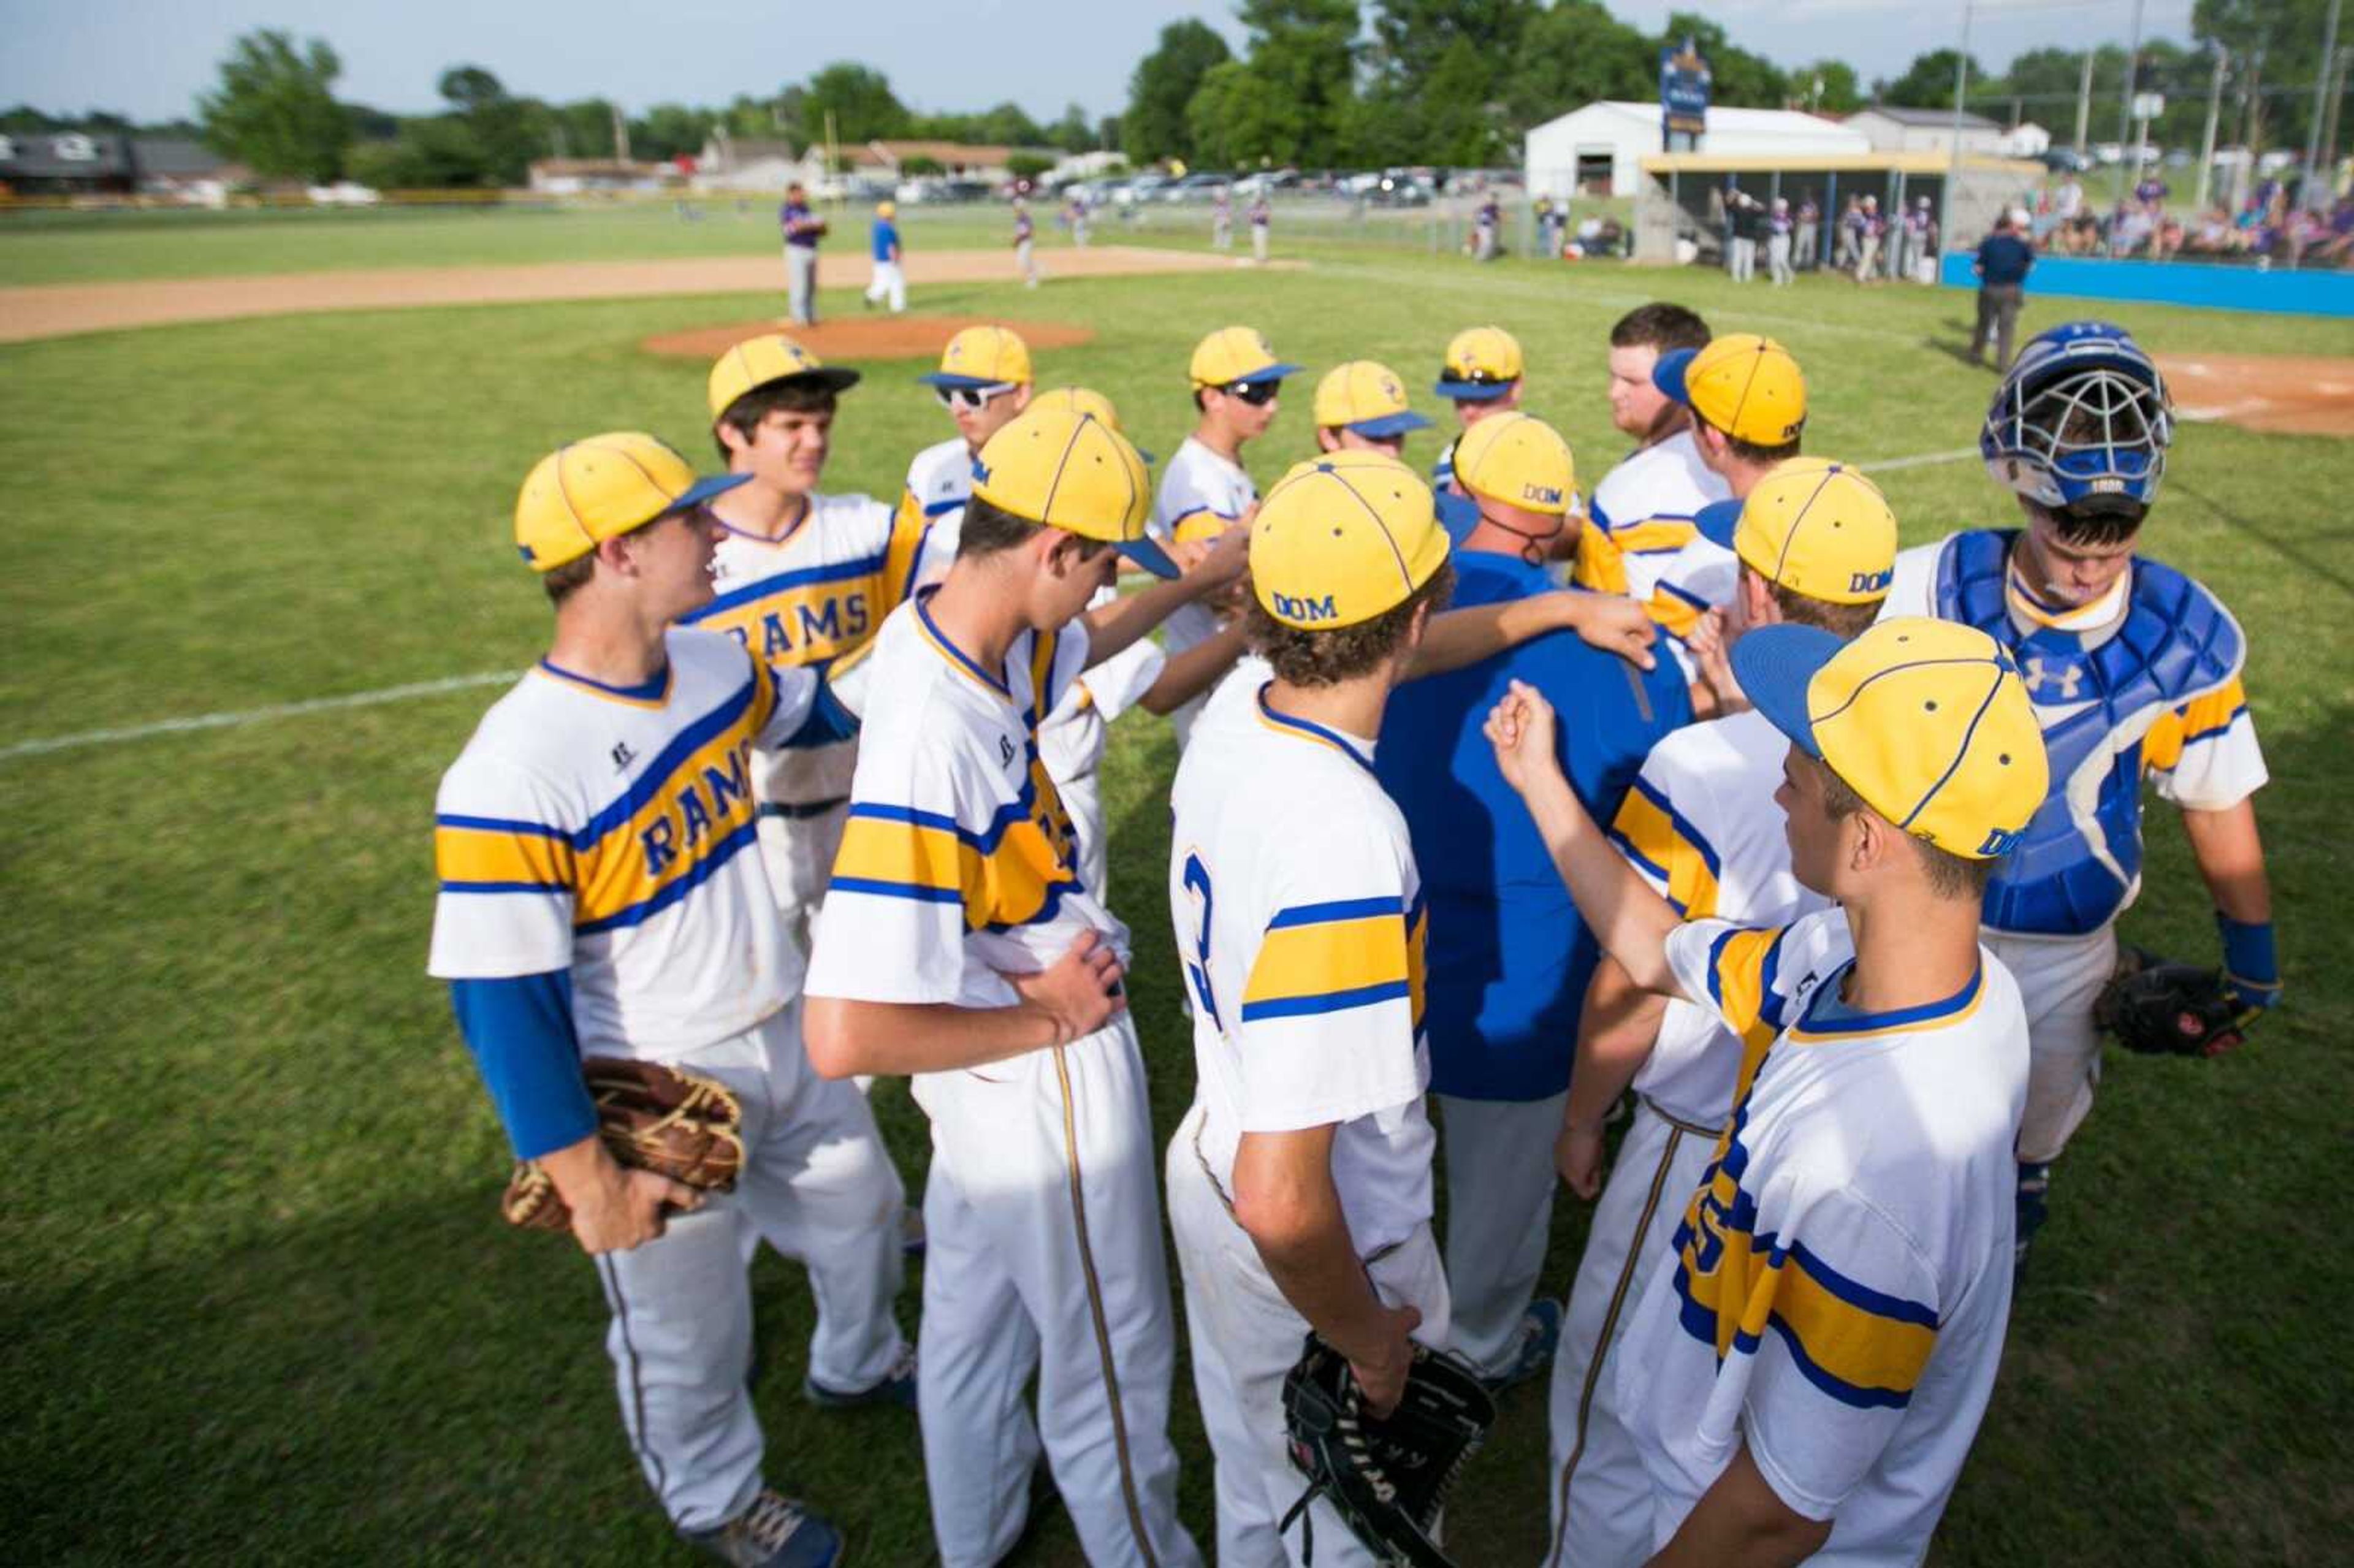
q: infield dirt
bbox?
[641,313,1094,363]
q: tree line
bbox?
[9,1,2342,189]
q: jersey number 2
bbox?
[1180,851,1224,1031]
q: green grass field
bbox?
[3,211,2350,1564]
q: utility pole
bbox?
[2116,0,2147,177]
[2304,0,2345,208]
[1945,0,1975,267]
[2074,49,2095,158]
[2323,47,2352,183]
[611,102,629,162]
[2196,44,2228,211]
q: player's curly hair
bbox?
[1246,561,1455,688]
[1818,767,1998,899]
[713,380,837,461]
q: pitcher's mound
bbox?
[642,314,1095,363]
[2156,353,2354,437]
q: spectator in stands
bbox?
[2312,196,2354,266]
[1835,194,1862,271]
[1970,208,2034,372]
[1794,190,1821,270]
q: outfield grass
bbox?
[2,245,2350,1564]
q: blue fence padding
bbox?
[1938,251,2354,318]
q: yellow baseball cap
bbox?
[876,200,896,218]
[1312,360,1432,438]
[1695,457,1897,604]
[1452,411,1576,516]
[1653,332,1807,446]
[971,405,1177,578]
[1434,325,1524,401]
[920,324,1033,389]
[707,334,861,419]
[1733,618,2049,859]
[513,432,746,573]
[1030,386,1153,463]
[1251,451,1451,629]
[1189,325,1301,389]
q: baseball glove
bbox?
[1279,1333,1495,1567]
[2095,946,2252,1059]
[501,1057,745,1231]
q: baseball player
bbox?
[863,201,905,313]
[431,433,913,1567]
[1853,193,1885,283]
[677,335,925,960]
[1430,325,1525,492]
[1312,360,1431,459]
[1149,325,1303,747]
[803,405,1237,1568]
[1164,449,1456,1567]
[1571,305,1734,687]
[1014,199,1041,289]
[780,181,825,326]
[1211,185,1233,250]
[1248,191,1271,262]
[1766,197,1794,286]
[1544,459,1898,1568]
[1374,414,1691,1398]
[1880,321,2279,1273]
[1474,192,1502,262]
[901,324,1037,590]
[1488,613,2046,1564]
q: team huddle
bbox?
[429,301,2280,1567]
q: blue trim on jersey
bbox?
[574,817,761,935]
[923,494,967,516]
[1784,1235,1941,1327]
[1631,774,1724,881]
[1795,962,1981,1036]
[782,674,859,749]
[1239,978,1413,1021]
[436,812,570,840]
[915,592,1011,696]
[573,676,761,850]
[1759,1316,1917,1410]
[683,549,891,622]
[440,878,570,896]
[538,658,672,703]
[826,875,964,905]
[2177,704,2247,748]
[1267,895,1404,929]
[448,971,597,1161]
[1255,688,1377,776]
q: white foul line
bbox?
[4,444,1992,765]
[0,670,519,763]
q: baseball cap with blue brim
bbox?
[1433,325,1524,401]
[1694,457,1897,605]
[1731,617,2048,859]
[971,405,1179,578]
[1313,360,1433,439]
[1653,333,1807,446]
[1251,452,1452,628]
[707,335,861,419]
[1029,386,1154,465]
[1189,325,1302,388]
[918,324,1034,390]
[514,432,748,572]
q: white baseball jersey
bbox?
[1169,677,1435,1257]
[1150,436,1256,663]
[901,435,977,592]
[679,491,921,807]
[1617,908,2027,1560]
[1574,430,1735,679]
[428,630,820,1057]
[1607,707,1830,1127]
[806,593,1121,1013]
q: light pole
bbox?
[2195,44,2228,213]
[2116,0,2148,181]
[2304,0,2345,208]
[1944,0,1976,273]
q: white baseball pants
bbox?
[1545,1098,1717,1568]
[785,244,819,324]
[1167,1102,1452,1568]
[592,1002,909,1532]
[864,259,906,313]
[1987,926,2117,1165]
[1436,1090,1566,1376]
[915,1016,1199,1568]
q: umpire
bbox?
[1970,208,2035,371]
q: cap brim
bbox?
[668,473,753,513]
[760,367,863,395]
[1694,497,1744,550]
[1433,377,1517,402]
[1134,445,1158,466]
[1349,410,1432,438]
[1232,361,1304,387]
[1116,535,1182,580]
[1436,490,1480,544]
[918,371,1014,389]
[1728,624,1843,760]
[1651,348,1697,405]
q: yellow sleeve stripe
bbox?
[1241,902,1411,1021]
[1572,528,1629,595]
[1644,587,1707,641]
[2143,677,2249,774]
[1609,780,1722,919]
[1740,1236,1938,1409]
[1611,519,1701,555]
[1407,900,1429,1033]
[435,818,575,892]
[1705,924,1792,1043]
[830,803,1080,932]
[1171,509,1240,546]
[883,489,928,606]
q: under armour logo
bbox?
[611,740,637,771]
[2020,657,2084,699]
[1000,735,1017,769]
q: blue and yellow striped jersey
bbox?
[1611,907,2030,1558]
[1168,676,1436,1260]
[1576,428,1738,682]
[427,630,823,1057]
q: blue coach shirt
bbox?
[1376,554,1691,1102]
[1976,231,2034,287]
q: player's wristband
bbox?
[2216,913,2280,1011]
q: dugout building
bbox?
[1632,151,2047,273]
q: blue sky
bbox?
[5,0,2201,124]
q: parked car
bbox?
[1164,172,1230,201]
[1118,173,1175,205]
[2040,148,2095,173]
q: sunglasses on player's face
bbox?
[935,382,1016,412]
[1222,379,1281,406]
